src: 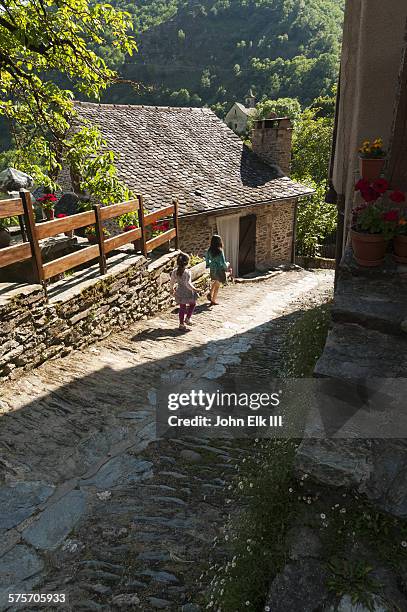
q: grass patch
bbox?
[282,301,332,377]
[206,438,300,611]
[206,300,333,611]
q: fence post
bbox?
[18,216,28,242]
[20,190,45,292]
[93,204,107,275]
[173,198,180,251]
[138,195,147,257]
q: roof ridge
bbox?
[74,101,212,112]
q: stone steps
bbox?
[332,274,407,336]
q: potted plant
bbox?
[358,138,386,182]
[37,193,58,220]
[0,219,11,249]
[84,225,110,244]
[151,220,171,253]
[351,200,397,266]
[118,212,141,250]
[394,214,407,263]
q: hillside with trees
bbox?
[104,0,344,114]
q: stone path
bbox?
[0,269,333,610]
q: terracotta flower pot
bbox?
[394,234,407,264]
[44,208,55,221]
[0,227,11,249]
[351,229,386,267]
[359,157,386,182]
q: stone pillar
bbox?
[251,117,293,176]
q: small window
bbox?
[235,123,238,130]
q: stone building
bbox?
[224,90,257,136]
[297,0,407,525]
[224,100,256,136]
[331,0,407,253]
[71,103,312,276]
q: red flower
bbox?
[360,187,379,203]
[389,190,406,203]
[38,193,57,203]
[355,178,370,192]
[372,178,389,194]
[124,225,137,231]
[56,213,67,218]
[152,221,170,232]
[382,210,399,222]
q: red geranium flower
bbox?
[56,213,67,218]
[124,225,137,231]
[382,210,399,222]
[389,190,406,203]
[355,178,370,192]
[38,193,58,203]
[372,178,389,194]
[360,187,379,203]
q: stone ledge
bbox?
[332,274,407,336]
[315,323,407,378]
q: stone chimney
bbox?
[251,116,293,176]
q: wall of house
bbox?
[179,199,295,271]
[0,252,208,382]
[224,105,249,135]
[333,0,407,243]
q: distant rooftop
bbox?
[234,102,257,116]
[74,102,313,216]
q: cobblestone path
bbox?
[0,269,333,611]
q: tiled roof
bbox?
[234,102,257,116]
[74,102,313,216]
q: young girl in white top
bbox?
[170,253,198,331]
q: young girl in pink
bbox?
[170,253,198,331]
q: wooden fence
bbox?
[0,191,179,295]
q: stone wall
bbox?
[179,199,295,271]
[295,249,407,518]
[0,251,209,382]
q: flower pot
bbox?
[0,227,11,249]
[359,157,386,182]
[394,235,407,264]
[44,208,55,221]
[86,234,98,244]
[351,229,386,267]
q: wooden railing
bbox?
[0,191,179,295]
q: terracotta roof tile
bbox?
[74,102,313,216]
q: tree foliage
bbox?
[292,108,334,185]
[291,108,337,257]
[0,0,137,202]
[106,0,344,111]
[253,97,302,122]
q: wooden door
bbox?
[238,214,256,276]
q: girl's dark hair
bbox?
[209,234,223,256]
[176,252,190,277]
